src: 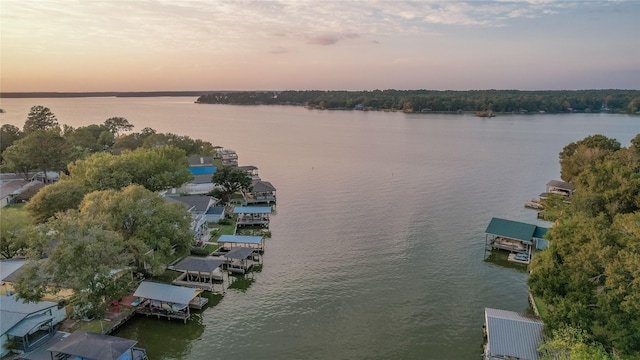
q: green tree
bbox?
[0,207,31,258]
[538,326,617,360]
[13,213,133,319]
[0,124,23,160]
[104,117,134,137]
[26,181,87,223]
[23,106,59,134]
[210,165,252,203]
[559,135,621,183]
[78,185,193,274]
[1,130,73,183]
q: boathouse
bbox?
[133,281,205,323]
[483,308,544,360]
[172,256,226,293]
[546,180,575,199]
[246,180,277,205]
[484,218,548,261]
[234,206,272,228]
[47,331,147,360]
[238,165,261,181]
[224,247,256,274]
[0,296,65,356]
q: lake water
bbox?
[1,97,638,359]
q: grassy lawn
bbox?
[209,216,237,241]
[533,296,549,319]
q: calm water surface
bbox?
[1,98,638,359]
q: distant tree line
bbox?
[196,89,640,114]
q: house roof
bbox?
[485,308,544,360]
[133,281,201,304]
[0,259,27,282]
[224,247,255,260]
[47,331,137,360]
[205,206,225,215]
[251,180,276,192]
[233,206,272,214]
[546,180,575,191]
[485,218,546,242]
[165,195,212,213]
[173,256,225,273]
[187,156,214,166]
[0,296,58,336]
[0,179,31,199]
[191,174,214,184]
[219,235,263,245]
[7,313,53,337]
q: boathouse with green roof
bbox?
[484,218,548,259]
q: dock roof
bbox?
[546,179,575,191]
[251,180,276,192]
[174,256,225,273]
[48,331,137,360]
[485,308,544,360]
[133,281,201,304]
[219,235,263,244]
[233,206,272,214]
[485,218,547,242]
[225,247,255,260]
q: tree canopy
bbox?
[529,134,640,356]
[23,105,60,133]
[210,165,252,203]
[2,130,73,182]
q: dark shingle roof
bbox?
[174,257,225,273]
[252,180,276,192]
[165,196,212,213]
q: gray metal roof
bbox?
[47,331,137,360]
[251,180,276,192]
[485,308,544,360]
[165,195,212,213]
[133,281,200,304]
[7,313,53,337]
[546,180,575,191]
[192,174,214,184]
[219,235,263,245]
[0,296,58,336]
[225,247,255,260]
[205,206,225,215]
[233,206,272,214]
[187,156,214,166]
[0,259,27,282]
[174,256,225,273]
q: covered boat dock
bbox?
[133,281,206,322]
[484,217,548,263]
[214,235,265,255]
[224,247,256,274]
[172,256,226,293]
[234,206,272,228]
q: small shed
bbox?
[484,308,544,360]
[205,206,225,223]
[47,331,147,360]
[172,256,226,292]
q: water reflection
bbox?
[484,250,529,273]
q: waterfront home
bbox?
[484,218,548,263]
[0,179,30,208]
[245,179,277,205]
[171,256,226,293]
[133,281,205,323]
[234,206,272,228]
[483,308,544,360]
[47,331,147,360]
[164,195,215,244]
[0,296,66,356]
[1,260,73,302]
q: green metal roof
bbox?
[485,218,538,242]
[532,227,548,239]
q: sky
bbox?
[1,0,639,92]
